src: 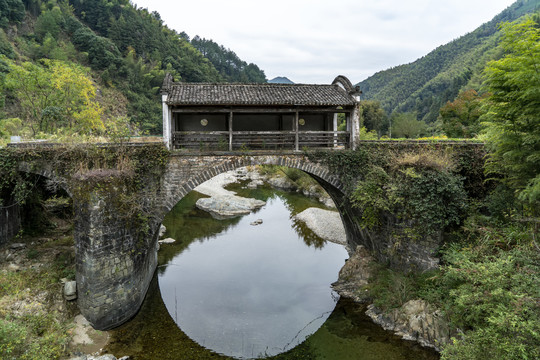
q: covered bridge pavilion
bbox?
[161,75,361,151]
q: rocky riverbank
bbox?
[365,300,451,351]
[331,246,450,352]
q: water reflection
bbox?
[159,194,348,358]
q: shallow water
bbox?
[106,186,439,360]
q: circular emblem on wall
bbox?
[200,118,208,126]
[298,118,305,126]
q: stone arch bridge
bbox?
[1,142,485,330]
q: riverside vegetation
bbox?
[318,15,540,359]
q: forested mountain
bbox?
[191,36,266,83]
[357,0,540,124]
[0,0,267,136]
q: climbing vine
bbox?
[0,147,37,208]
[0,143,170,239]
[307,142,484,238]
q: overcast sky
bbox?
[133,0,516,84]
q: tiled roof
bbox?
[165,82,358,107]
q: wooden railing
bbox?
[298,131,350,148]
[173,131,229,150]
[172,131,350,151]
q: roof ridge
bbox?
[165,80,356,107]
[169,82,336,87]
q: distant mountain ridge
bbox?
[357,0,540,123]
[268,77,294,84]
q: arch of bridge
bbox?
[161,154,345,216]
[17,161,72,196]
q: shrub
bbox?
[439,242,540,360]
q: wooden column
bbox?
[333,113,338,148]
[228,111,233,151]
[162,94,171,149]
[294,111,299,151]
[346,112,352,149]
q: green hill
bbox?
[357,0,540,124]
[0,0,266,136]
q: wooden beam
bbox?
[171,106,354,114]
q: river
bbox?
[106,184,439,360]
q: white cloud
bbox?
[133,0,517,84]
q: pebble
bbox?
[9,243,26,250]
[8,263,21,272]
[64,281,77,301]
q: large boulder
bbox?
[365,299,451,351]
[332,246,374,303]
[293,207,346,245]
[196,195,266,219]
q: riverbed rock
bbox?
[159,238,176,244]
[250,219,263,226]
[293,207,346,245]
[319,196,335,208]
[196,195,266,219]
[158,224,166,238]
[9,242,26,250]
[301,184,320,197]
[234,167,249,179]
[64,280,77,301]
[246,179,264,189]
[266,175,296,191]
[332,246,374,303]
[194,172,238,197]
[365,300,451,351]
[7,263,21,272]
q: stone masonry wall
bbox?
[74,188,160,330]
[312,174,440,272]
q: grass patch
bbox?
[0,315,69,360]
[0,234,75,359]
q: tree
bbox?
[0,0,25,28]
[34,8,64,41]
[439,89,486,138]
[358,100,387,138]
[482,16,540,206]
[191,36,266,83]
[390,112,427,139]
[4,60,104,135]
